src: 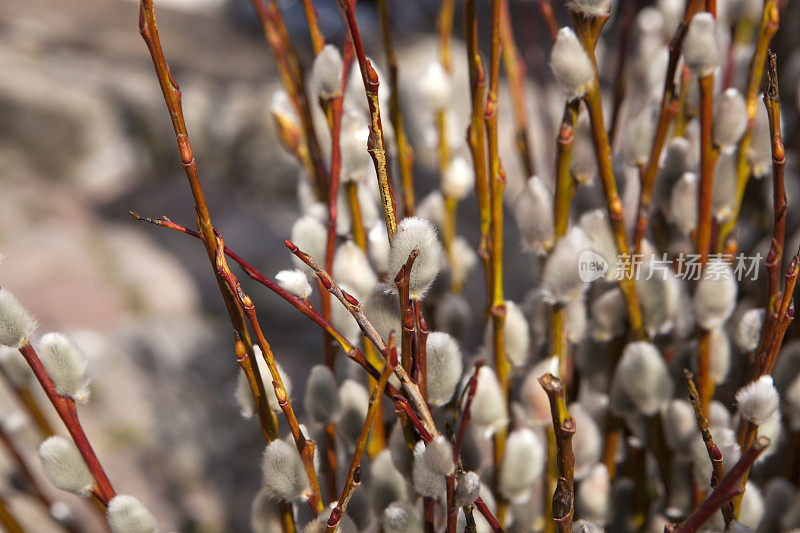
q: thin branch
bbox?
[453,360,486,461]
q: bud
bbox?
[611,342,672,416]
[236,347,292,416]
[683,13,718,76]
[275,269,312,299]
[736,375,779,425]
[0,288,36,347]
[442,157,474,201]
[570,403,601,479]
[515,176,554,254]
[499,428,544,501]
[106,495,157,533]
[550,27,595,98]
[662,399,698,455]
[455,471,481,507]
[735,308,765,352]
[670,172,698,235]
[333,241,378,299]
[382,502,422,533]
[693,259,737,330]
[346,59,389,114]
[576,464,610,525]
[425,332,464,406]
[412,441,445,498]
[470,366,508,431]
[311,44,343,100]
[388,217,443,299]
[368,224,391,274]
[713,88,747,147]
[304,365,342,425]
[38,436,94,495]
[340,111,371,182]
[0,346,31,387]
[418,61,452,111]
[542,227,589,303]
[338,379,370,444]
[262,440,307,501]
[38,333,90,402]
[290,215,327,274]
[370,449,407,513]
[591,288,627,341]
[450,237,478,290]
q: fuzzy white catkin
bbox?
[624,107,657,166]
[383,502,423,533]
[507,301,531,365]
[423,436,455,476]
[576,464,610,525]
[370,450,407,513]
[739,483,764,529]
[388,217,443,299]
[470,366,508,431]
[340,111,371,181]
[236,348,292,415]
[515,176,554,254]
[270,90,298,127]
[412,441,445,498]
[291,216,327,273]
[38,436,94,495]
[670,172,698,234]
[418,61,452,111]
[106,495,157,533]
[712,151,738,222]
[450,237,478,290]
[612,342,672,416]
[0,288,36,347]
[662,399,699,454]
[550,27,595,98]
[38,333,90,402]
[693,259,737,330]
[338,379,370,444]
[735,308,765,352]
[304,365,342,425]
[251,488,282,533]
[275,269,312,299]
[542,227,590,303]
[368,224,391,274]
[709,327,731,384]
[262,439,307,501]
[333,241,378,299]
[442,157,474,201]
[736,375,779,425]
[425,332,463,406]
[363,287,401,343]
[565,297,587,344]
[573,520,604,533]
[591,288,627,341]
[683,13,719,76]
[499,428,544,502]
[455,471,481,507]
[579,209,617,280]
[567,0,610,16]
[0,346,31,387]
[311,44,343,99]
[713,88,747,147]
[635,260,680,337]
[388,421,412,476]
[304,507,357,533]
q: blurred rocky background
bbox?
[1,0,799,531]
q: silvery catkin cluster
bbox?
[1,0,799,531]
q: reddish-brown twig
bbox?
[539,374,575,533]
[695,71,717,266]
[453,360,486,461]
[326,336,397,532]
[666,437,769,533]
[395,250,420,374]
[17,343,115,505]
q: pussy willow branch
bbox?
[453,360,485,461]
[250,0,328,201]
[395,250,419,374]
[633,0,700,254]
[326,336,397,532]
[376,0,415,217]
[337,0,398,238]
[608,0,638,146]
[539,374,575,533]
[213,236,324,514]
[465,0,492,306]
[138,0,281,463]
[572,13,645,340]
[299,0,324,55]
[538,0,559,42]
[286,240,438,437]
[716,0,779,252]
[0,367,55,437]
[760,252,797,375]
[684,370,733,525]
[500,0,536,177]
[666,437,769,533]
[17,343,115,505]
[437,0,457,293]
[413,300,429,400]
[695,72,717,266]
